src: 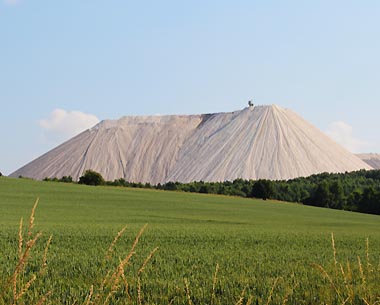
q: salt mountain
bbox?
[11,105,372,183]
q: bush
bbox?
[78,170,105,186]
[60,176,73,183]
[251,179,274,200]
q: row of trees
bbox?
[43,170,104,186]
[43,169,380,215]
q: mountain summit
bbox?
[11,105,371,183]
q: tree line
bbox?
[43,169,380,215]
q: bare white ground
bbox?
[356,153,380,169]
[11,105,372,183]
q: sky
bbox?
[1,0,380,175]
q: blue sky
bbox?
[1,0,380,175]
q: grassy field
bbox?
[1,176,380,304]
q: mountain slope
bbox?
[357,153,380,169]
[11,115,202,183]
[11,105,372,183]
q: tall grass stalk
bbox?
[313,233,380,305]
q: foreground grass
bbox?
[0,177,380,304]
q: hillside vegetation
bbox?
[1,177,380,304]
[47,169,380,215]
[152,170,380,215]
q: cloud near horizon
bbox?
[39,109,100,143]
[325,121,370,153]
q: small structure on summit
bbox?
[248,100,254,107]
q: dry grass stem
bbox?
[9,201,45,305]
[105,224,148,290]
[12,231,42,302]
[365,237,373,273]
[137,276,142,305]
[40,235,53,275]
[234,287,246,305]
[14,232,42,274]
[90,224,151,305]
[102,289,116,305]
[84,285,93,305]
[210,263,219,305]
[363,298,371,305]
[358,256,366,286]
[313,263,342,299]
[184,278,193,305]
[246,296,253,305]
[282,282,299,305]
[35,291,51,305]
[106,224,128,261]
[138,247,159,275]
[18,217,23,260]
[28,197,39,238]
[130,224,148,255]
[120,272,132,303]
[341,296,350,305]
[331,233,338,274]
[108,225,148,289]
[266,277,280,305]
[99,270,111,293]
[339,263,352,299]
[346,260,352,282]
[15,274,36,301]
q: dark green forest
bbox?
[43,169,380,215]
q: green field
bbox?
[1,176,380,304]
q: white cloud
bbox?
[325,121,370,153]
[4,0,20,5]
[39,109,100,143]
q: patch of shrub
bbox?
[78,170,105,186]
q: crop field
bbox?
[1,176,380,304]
